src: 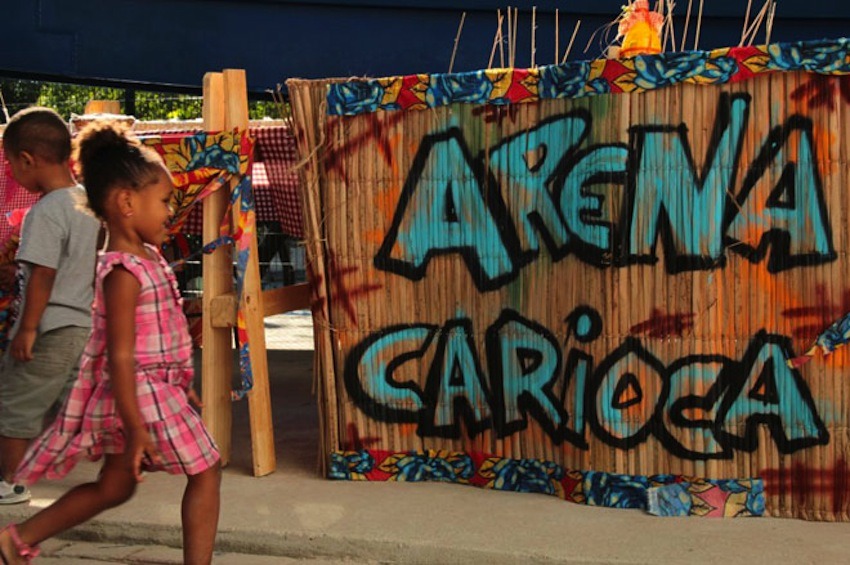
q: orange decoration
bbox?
[617,0,664,57]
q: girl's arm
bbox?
[103,266,161,481]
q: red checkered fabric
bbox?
[0,161,40,245]
[253,124,303,238]
[133,125,303,238]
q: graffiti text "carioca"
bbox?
[344,309,828,460]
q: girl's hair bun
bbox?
[72,121,163,219]
[74,121,135,167]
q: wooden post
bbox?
[84,100,121,114]
[201,72,234,465]
[223,69,276,477]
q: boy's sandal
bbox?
[0,524,39,564]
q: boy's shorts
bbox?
[0,326,89,439]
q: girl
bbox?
[0,122,221,565]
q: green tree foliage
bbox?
[0,79,283,122]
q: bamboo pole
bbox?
[561,20,581,64]
[742,0,769,46]
[498,9,505,67]
[511,7,519,68]
[506,6,513,68]
[448,12,467,74]
[489,12,505,69]
[287,79,342,475]
[664,0,677,52]
[739,0,754,46]
[0,88,9,122]
[531,5,537,68]
[693,0,704,50]
[555,9,559,65]
[680,0,694,51]
[765,2,776,44]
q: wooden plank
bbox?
[209,293,239,328]
[262,283,311,316]
[209,284,311,327]
[201,72,234,466]
[224,69,277,476]
[84,100,121,114]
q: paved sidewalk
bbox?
[35,538,370,564]
[0,314,846,564]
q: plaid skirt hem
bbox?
[14,407,220,485]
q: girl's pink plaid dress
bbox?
[15,246,219,483]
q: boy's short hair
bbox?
[3,107,71,163]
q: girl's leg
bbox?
[182,461,221,565]
[0,454,135,560]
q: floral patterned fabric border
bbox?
[329,449,764,517]
[327,37,850,116]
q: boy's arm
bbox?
[9,264,56,362]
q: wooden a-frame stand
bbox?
[89,73,310,477]
[199,69,310,477]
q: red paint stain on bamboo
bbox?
[324,112,405,183]
[341,423,381,451]
[629,308,695,338]
[760,459,848,515]
[790,75,850,111]
[781,285,850,339]
[327,250,382,326]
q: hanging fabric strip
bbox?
[230,172,257,400]
[167,235,234,270]
[142,130,256,400]
[787,311,850,367]
[166,172,228,236]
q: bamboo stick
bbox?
[0,88,10,122]
[680,0,693,51]
[665,0,677,53]
[765,2,776,44]
[286,78,342,474]
[506,6,513,68]
[561,20,581,64]
[531,5,537,68]
[448,12,467,74]
[555,9,559,65]
[511,7,519,68]
[499,9,506,67]
[693,0,704,50]
[742,0,770,46]
[489,12,505,69]
[740,0,754,46]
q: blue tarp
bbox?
[1,1,848,93]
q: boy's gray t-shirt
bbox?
[15,185,100,334]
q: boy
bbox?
[0,107,100,503]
